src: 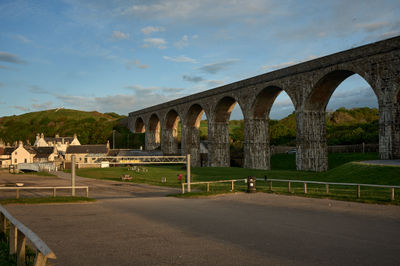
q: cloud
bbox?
[262,55,317,72]
[13,34,33,44]
[12,105,30,112]
[183,75,204,83]
[0,82,3,87]
[161,87,185,93]
[141,26,165,35]
[0,51,27,64]
[32,101,52,110]
[112,30,130,40]
[198,59,240,74]
[174,34,198,49]
[55,94,136,114]
[29,85,49,94]
[0,65,10,69]
[355,22,389,32]
[142,38,167,49]
[126,59,149,70]
[163,55,197,63]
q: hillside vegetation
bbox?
[0,109,144,148]
[0,107,378,149]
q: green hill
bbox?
[0,109,143,148]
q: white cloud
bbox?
[13,34,33,44]
[174,34,198,49]
[12,105,30,112]
[141,26,165,35]
[182,75,204,83]
[262,55,317,72]
[163,55,197,63]
[198,59,240,74]
[142,38,167,49]
[112,30,130,40]
[126,59,148,70]
[32,101,52,110]
[29,85,49,94]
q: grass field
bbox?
[74,152,400,204]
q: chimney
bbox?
[55,133,59,138]
[73,133,77,139]
[18,140,23,148]
[36,133,40,140]
[26,139,31,145]
[13,141,18,147]
[41,133,44,139]
[7,142,10,147]
[106,140,110,149]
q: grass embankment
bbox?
[74,152,400,204]
[0,231,36,266]
[0,197,95,205]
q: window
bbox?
[15,152,17,155]
[24,159,27,163]
[84,158,88,163]
[14,159,17,163]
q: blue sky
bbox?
[0,0,399,119]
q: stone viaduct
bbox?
[128,36,400,172]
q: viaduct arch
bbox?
[128,36,400,171]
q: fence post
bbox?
[86,187,89,198]
[71,155,76,196]
[17,230,26,266]
[16,189,19,199]
[0,213,6,233]
[326,184,329,195]
[288,182,291,193]
[357,185,361,198]
[304,183,307,194]
[391,187,395,201]
[206,183,210,192]
[181,183,185,194]
[231,181,234,191]
[53,188,56,198]
[187,154,191,193]
[9,224,17,254]
[269,181,272,191]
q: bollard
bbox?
[247,176,256,193]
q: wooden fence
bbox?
[0,186,89,199]
[182,178,399,201]
[264,179,399,201]
[0,205,56,266]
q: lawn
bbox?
[74,152,400,204]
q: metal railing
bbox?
[0,205,56,266]
[0,186,89,199]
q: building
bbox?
[65,143,109,164]
[34,133,81,154]
[10,141,36,165]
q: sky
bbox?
[0,0,399,120]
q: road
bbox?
[3,172,400,266]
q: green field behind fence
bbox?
[74,152,400,204]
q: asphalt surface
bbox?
[1,171,400,265]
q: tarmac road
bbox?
[4,189,400,265]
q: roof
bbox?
[44,137,74,143]
[66,145,108,154]
[33,147,56,158]
[23,145,38,154]
[2,147,15,155]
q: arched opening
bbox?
[300,71,379,171]
[250,86,296,169]
[185,104,208,166]
[147,114,161,150]
[163,109,180,155]
[132,117,145,149]
[135,117,145,133]
[210,96,244,167]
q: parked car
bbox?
[286,148,296,154]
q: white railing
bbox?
[0,186,89,199]
[0,205,56,266]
